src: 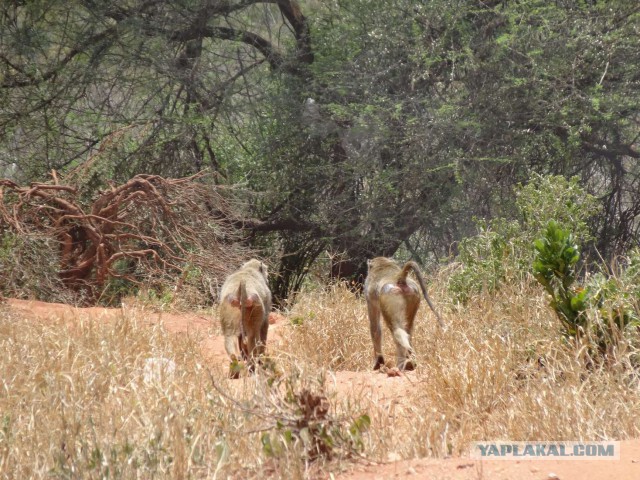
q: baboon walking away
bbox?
[218,259,272,376]
[364,257,444,371]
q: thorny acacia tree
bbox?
[249,0,640,298]
[1,1,639,301]
[0,0,313,181]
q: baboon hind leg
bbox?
[368,299,384,370]
[238,334,250,361]
[257,311,269,357]
[224,334,242,362]
[392,327,415,371]
[400,301,418,370]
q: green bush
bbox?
[449,174,597,303]
[533,222,640,361]
[448,218,524,303]
[533,221,586,335]
[516,173,597,245]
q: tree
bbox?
[2,0,639,304]
[251,0,640,298]
[0,0,313,182]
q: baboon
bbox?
[219,259,272,376]
[364,257,444,371]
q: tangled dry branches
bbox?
[0,172,249,303]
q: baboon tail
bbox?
[396,261,416,285]
[401,261,445,329]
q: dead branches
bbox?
[0,172,249,304]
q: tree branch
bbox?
[276,0,314,64]
[1,27,117,88]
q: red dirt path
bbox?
[6,298,640,480]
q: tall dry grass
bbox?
[1,272,639,478]
[283,276,640,460]
[0,306,356,479]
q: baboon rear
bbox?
[364,257,443,371]
[219,259,271,375]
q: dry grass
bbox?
[283,283,372,371]
[1,274,640,478]
[0,305,365,479]
[283,276,640,460]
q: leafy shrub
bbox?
[516,173,597,245]
[533,221,586,335]
[448,219,524,303]
[449,174,597,303]
[533,222,640,361]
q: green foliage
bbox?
[533,222,640,360]
[619,248,640,299]
[290,310,316,327]
[533,221,584,335]
[228,357,246,380]
[516,174,597,245]
[131,287,175,309]
[589,272,640,333]
[1,0,639,299]
[448,218,523,304]
[97,259,141,305]
[449,175,596,303]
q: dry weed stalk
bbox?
[207,363,369,464]
[1,271,639,478]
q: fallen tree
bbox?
[0,171,249,305]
